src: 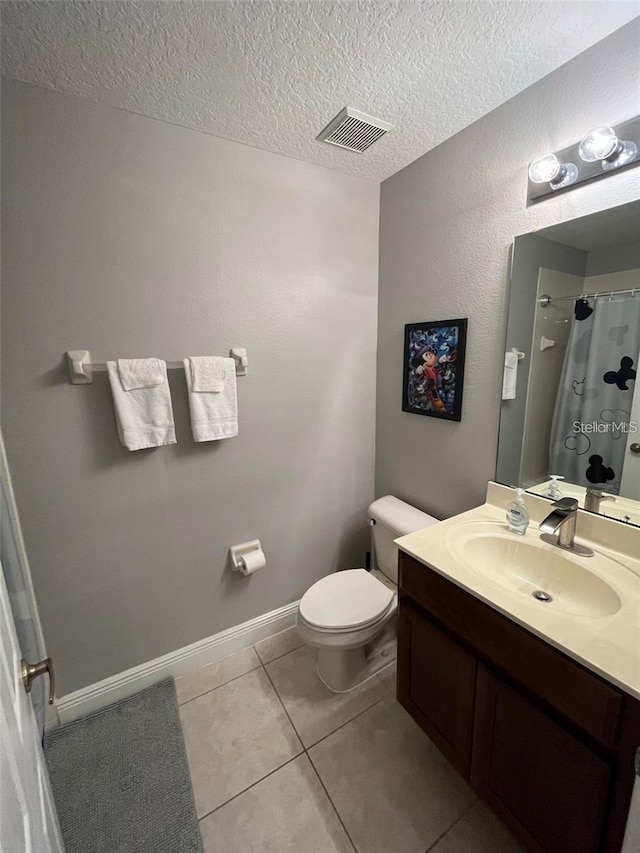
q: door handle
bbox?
[21,657,55,705]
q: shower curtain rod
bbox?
[538,287,640,306]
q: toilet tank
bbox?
[368,495,438,584]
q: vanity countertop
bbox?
[396,489,640,700]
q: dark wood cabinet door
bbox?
[471,664,613,853]
[397,601,476,777]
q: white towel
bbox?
[107,360,176,451]
[184,356,238,442]
[117,358,164,391]
[502,351,518,400]
[187,356,226,393]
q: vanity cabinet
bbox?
[398,551,640,853]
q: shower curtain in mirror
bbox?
[0,437,46,735]
[549,293,640,495]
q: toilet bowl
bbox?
[296,496,438,692]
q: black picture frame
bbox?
[402,318,468,421]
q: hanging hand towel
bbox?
[107,360,177,451]
[188,356,226,393]
[502,351,518,400]
[117,357,165,391]
[184,357,238,441]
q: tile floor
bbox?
[177,627,524,853]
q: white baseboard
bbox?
[56,601,299,723]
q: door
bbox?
[621,371,640,500]
[0,556,64,852]
[471,664,612,853]
[397,601,477,776]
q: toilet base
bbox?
[316,625,396,693]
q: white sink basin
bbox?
[447,522,622,618]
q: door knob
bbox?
[630,443,640,455]
[21,657,55,705]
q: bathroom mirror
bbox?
[496,199,640,526]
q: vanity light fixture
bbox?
[527,114,639,205]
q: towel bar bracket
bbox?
[230,347,248,376]
[66,350,248,384]
[67,350,93,384]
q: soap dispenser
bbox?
[543,475,564,500]
[506,488,529,535]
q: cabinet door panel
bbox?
[471,665,612,853]
[399,553,622,747]
[398,602,476,776]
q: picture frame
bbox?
[402,318,468,421]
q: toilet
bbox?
[296,495,438,692]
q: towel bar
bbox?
[66,350,248,384]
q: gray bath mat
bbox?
[44,678,203,853]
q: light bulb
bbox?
[528,154,561,183]
[528,154,578,189]
[579,125,637,170]
[579,126,619,162]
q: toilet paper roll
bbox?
[239,549,266,576]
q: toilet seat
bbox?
[299,569,395,632]
[298,601,396,636]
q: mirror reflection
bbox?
[497,200,640,526]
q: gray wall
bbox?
[496,235,586,487]
[376,19,640,520]
[1,80,380,695]
[586,240,640,277]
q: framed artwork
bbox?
[402,318,468,421]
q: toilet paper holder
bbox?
[230,540,263,573]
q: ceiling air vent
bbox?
[317,107,394,153]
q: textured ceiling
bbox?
[2,1,639,181]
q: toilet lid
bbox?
[299,569,395,631]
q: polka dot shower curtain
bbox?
[549,294,640,495]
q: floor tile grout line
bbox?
[179,634,380,709]
[304,695,387,751]
[304,696,396,852]
[423,797,479,853]
[265,644,369,853]
[263,649,390,752]
[187,652,305,825]
[255,641,305,667]
[181,638,501,853]
[179,638,303,706]
[261,659,308,748]
[177,660,263,707]
[196,752,303,824]
[197,658,306,823]
[188,640,388,844]
[306,750,359,853]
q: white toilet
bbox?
[296,495,438,692]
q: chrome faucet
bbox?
[539,497,593,557]
[584,488,615,514]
